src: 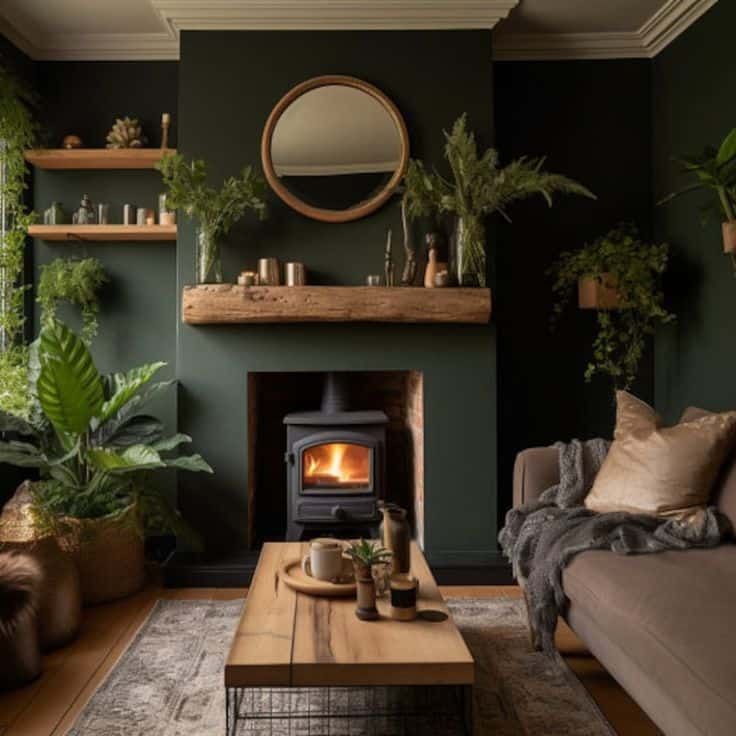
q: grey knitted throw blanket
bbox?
[499,439,730,652]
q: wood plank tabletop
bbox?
[225,542,475,689]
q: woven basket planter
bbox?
[57,504,145,606]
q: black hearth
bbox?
[284,373,386,541]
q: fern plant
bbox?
[37,257,108,344]
[550,224,675,390]
[403,114,595,286]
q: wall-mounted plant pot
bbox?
[578,273,620,310]
[722,221,736,253]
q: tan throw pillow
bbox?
[585,391,736,518]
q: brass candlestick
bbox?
[161,113,171,149]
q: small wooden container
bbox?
[389,575,418,621]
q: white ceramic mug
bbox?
[302,538,344,582]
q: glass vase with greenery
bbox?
[0,318,212,548]
[402,114,595,287]
[156,153,268,283]
[658,127,736,273]
[0,65,38,417]
[37,257,108,344]
[549,224,676,390]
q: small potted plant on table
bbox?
[345,539,391,621]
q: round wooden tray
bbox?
[278,556,357,597]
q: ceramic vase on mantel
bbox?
[196,226,223,284]
[451,215,487,287]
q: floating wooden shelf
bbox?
[182,285,492,325]
[24,148,176,170]
[29,225,177,242]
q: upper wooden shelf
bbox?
[182,285,491,325]
[24,148,176,170]
[29,225,177,242]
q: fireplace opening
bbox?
[303,443,371,492]
[247,370,424,548]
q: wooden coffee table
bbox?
[225,541,474,735]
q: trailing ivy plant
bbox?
[402,114,595,286]
[549,224,675,390]
[37,257,108,344]
[0,64,38,417]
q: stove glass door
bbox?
[301,442,372,494]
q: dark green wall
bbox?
[494,59,654,516]
[653,2,736,421]
[177,31,497,562]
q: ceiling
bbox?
[0,0,719,61]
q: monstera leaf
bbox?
[37,320,103,436]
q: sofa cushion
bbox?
[563,546,736,736]
[585,391,736,518]
[681,406,736,530]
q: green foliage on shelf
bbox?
[37,257,108,344]
[550,224,675,391]
[156,152,268,237]
[402,114,595,286]
[0,64,38,417]
[0,318,211,545]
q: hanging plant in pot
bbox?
[549,224,676,390]
[402,115,595,287]
[0,319,213,604]
[659,127,736,272]
[157,153,268,284]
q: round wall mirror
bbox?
[261,76,409,223]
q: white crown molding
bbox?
[0,1,519,61]
[493,0,719,61]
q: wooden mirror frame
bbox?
[261,75,410,223]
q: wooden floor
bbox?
[0,585,659,736]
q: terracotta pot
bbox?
[578,273,620,310]
[722,221,736,253]
[57,505,145,605]
[0,483,82,650]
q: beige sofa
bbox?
[513,445,736,736]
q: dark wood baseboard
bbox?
[163,547,513,588]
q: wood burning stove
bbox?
[284,373,386,541]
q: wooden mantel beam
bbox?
[182,285,491,325]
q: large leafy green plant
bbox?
[403,114,595,286]
[0,319,211,541]
[659,127,736,271]
[550,224,675,390]
[0,64,38,417]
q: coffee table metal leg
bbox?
[462,685,474,736]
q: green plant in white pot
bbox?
[157,152,268,284]
[403,115,595,287]
[659,127,736,271]
[0,318,212,604]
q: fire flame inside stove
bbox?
[304,443,370,487]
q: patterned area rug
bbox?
[68,597,615,736]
